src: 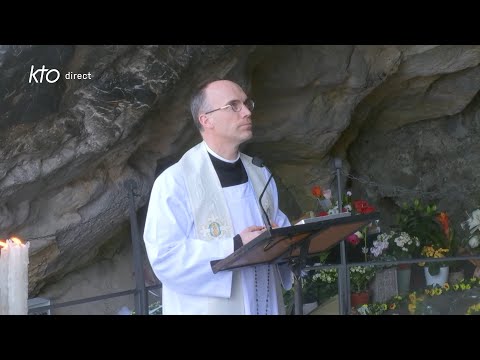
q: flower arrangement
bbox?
[460,208,480,255]
[419,245,450,276]
[310,185,358,216]
[396,200,456,272]
[311,185,325,200]
[327,190,353,215]
[353,200,376,214]
[309,187,377,217]
[354,277,480,315]
[397,199,449,249]
[314,268,338,285]
[370,231,421,260]
[301,267,338,303]
[346,226,372,262]
[346,231,364,246]
[356,295,404,315]
[349,265,376,293]
[466,303,480,315]
[310,185,333,215]
[303,266,378,303]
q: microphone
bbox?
[252,156,274,230]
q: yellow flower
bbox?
[409,292,416,302]
[466,303,480,315]
[408,303,416,314]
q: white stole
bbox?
[179,142,274,242]
[179,142,274,314]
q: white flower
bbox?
[472,209,480,222]
[462,209,480,251]
[323,189,332,200]
[354,231,364,239]
[328,207,338,215]
[346,191,352,197]
[469,235,479,249]
[357,304,370,315]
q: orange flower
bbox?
[311,185,324,198]
[437,212,450,240]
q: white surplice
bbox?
[143,143,293,315]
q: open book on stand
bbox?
[211,212,378,274]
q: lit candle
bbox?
[0,237,30,315]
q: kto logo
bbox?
[29,65,60,84]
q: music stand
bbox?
[211,212,379,315]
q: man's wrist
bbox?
[233,234,243,250]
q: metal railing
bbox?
[28,284,162,315]
[302,252,480,315]
[26,168,480,315]
[29,180,157,315]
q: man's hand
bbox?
[239,225,267,245]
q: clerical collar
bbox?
[204,143,247,188]
[204,142,240,163]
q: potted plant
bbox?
[396,199,446,249]
[300,266,339,314]
[396,199,454,283]
[370,230,421,295]
[349,265,376,307]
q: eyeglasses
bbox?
[204,98,255,115]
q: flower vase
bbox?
[424,266,449,286]
[396,264,411,296]
[350,291,369,308]
[316,198,332,214]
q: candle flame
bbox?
[0,237,25,249]
[10,237,23,245]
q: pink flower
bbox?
[347,233,361,246]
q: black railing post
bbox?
[126,180,148,315]
[334,158,350,315]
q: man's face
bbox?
[203,81,253,145]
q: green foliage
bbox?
[301,268,338,304]
[396,199,446,249]
[283,288,295,315]
[349,266,376,293]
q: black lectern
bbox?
[211,212,380,315]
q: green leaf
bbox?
[426,263,440,276]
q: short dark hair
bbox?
[190,78,222,132]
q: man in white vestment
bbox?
[143,79,293,315]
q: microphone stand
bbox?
[252,156,274,233]
[259,173,274,232]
